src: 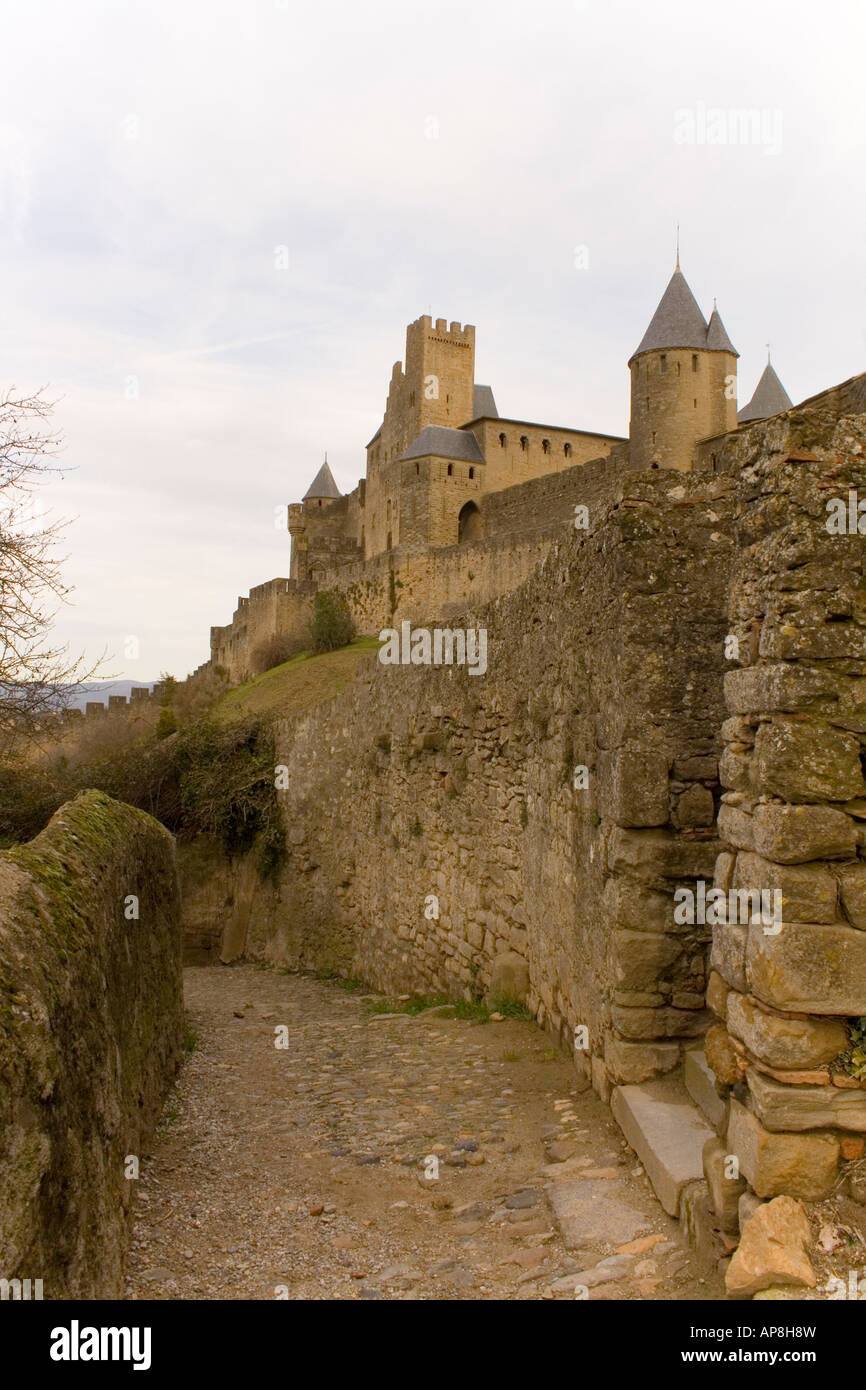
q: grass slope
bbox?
[212,637,380,725]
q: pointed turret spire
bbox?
[737,361,793,423]
[303,458,341,500]
[706,304,738,355]
[630,264,709,360]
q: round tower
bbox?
[629,261,738,471]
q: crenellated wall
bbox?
[210,452,633,681]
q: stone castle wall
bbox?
[189,373,866,1216]
[705,408,866,1206]
[0,791,183,1298]
[199,466,740,1095]
[211,452,633,681]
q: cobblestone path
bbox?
[125,964,725,1300]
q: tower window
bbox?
[677,361,681,375]
[415,462,420,474]
[520,436,528,451]
[564,442,572,458]
[469,467,474,478]
[499,432,506,447]
[447,463,453,476]
[692,354,698,371]
[542,438,550,453]
[694,399,697,408]
[660,354,667,372]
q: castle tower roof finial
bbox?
[303,458,341,500]
[675,224,680,272]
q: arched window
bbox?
[564,442,572,458]
[468,467,474,479]
[520,436,528,451]
[447,463,453,476]
[692,354,699,372]
[660,354,667,372]
[542,439,550,454]
[415,462,420,474]
[499,432,506,447]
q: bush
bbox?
[250,633,307,676]
[309,590,356,653]
[156,707,178,739]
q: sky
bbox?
[1,0,864,680]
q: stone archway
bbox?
[458,500,483,544]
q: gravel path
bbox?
[124,964,725,1300]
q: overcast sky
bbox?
[1,0,863,680]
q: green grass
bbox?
[211,637,380,725]
[453,999,491,1022]
[491,994,533,1020]
[502,1049,522,1062]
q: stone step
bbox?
[611,1077,716,1217]
[684,1045,727,1134]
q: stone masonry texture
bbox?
[0,791,183,1298]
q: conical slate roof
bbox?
[631,267,738,361]
[737,362,793,423]
[303,460,341,499]
[706,305,738,355]
[631,268,709,359]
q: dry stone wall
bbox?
[706,407,866,1207]
[0,790,183,1298]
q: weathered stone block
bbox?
[705,1024,740,1085]
[611,930,682,990]
[611,1080,715,1216]
[611,1004,710,1040]
[726,992,848,1069]
[684,1046,728,1132]
[719,744,752,793]
[746,919,866,1014]
[601,748,670,828]
[706,969,729,1018]
[604,1036,680,1085]
[726,1098,839,1200]
[717,802,755,852]
[674,783,716,827]
[752,720,866,804]
[714,851,736,893]
[838,861,866,929]
[725,1196,815,1297]
[747,1070,866,1133]
[724,664,838,715]
[734,851,837,925]
[673,756,718,780]
[709,920,748,992]
[608,827,721,881]
[601,876,675,933]
[752,804,857,863]
[489,950,530,1002]
[703,1135,746,1234]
